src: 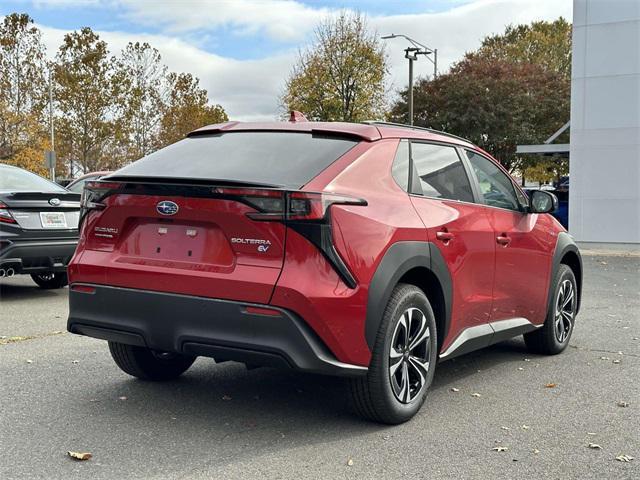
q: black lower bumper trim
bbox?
[0,240,77,273]
[68,284,367,377]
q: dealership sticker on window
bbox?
[40,212,67,229]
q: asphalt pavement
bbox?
[0,255,638,479]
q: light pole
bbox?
[382,34,437,126]
[45,65,56,181]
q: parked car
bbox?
[524,187,569,228]
[66,171,112,193]
[0,164,80,288]
[67,117,582,424]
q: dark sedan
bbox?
[0,164,80,288]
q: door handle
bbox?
[496,234,511,246]
[436,230,454,243]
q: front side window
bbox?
[465,150,520,211]
[410,143,474,202]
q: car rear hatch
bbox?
[76,130,361,304]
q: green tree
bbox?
[53,27,120,173]
[476,18,572,79]
[282,11,388,121]
[0,13,48,169]
[390,57,569,172]
[389,19,571,173]
[157,72,227,147]
[116,42,167,161]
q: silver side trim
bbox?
[439,317,541,361]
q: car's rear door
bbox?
[462,150,554,325]
[403,141,496,349]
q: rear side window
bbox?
[112,132,358,189]
[391,140,410,190]
[410,143,474,202]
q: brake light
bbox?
[0,201,17,224]
[79,181,122,228]
[213,187,366,222]
[215,187,366,288]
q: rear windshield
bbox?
[0,165,67,193]
[111,132,358,188]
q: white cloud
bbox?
[371,0,573,91]
[31,0,572,121]
[120,0,332,42]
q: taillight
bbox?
[215,187,367,288]
[79,181,122,228]
[0,201,17,224]
[213,187,366,222]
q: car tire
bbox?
[348,283,438,424]
[524,264,577,355]
[30,272,68,289]
[108,342,196,381]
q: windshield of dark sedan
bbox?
[111,132,358,188]
[0,164,67,192]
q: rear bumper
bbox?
[0,238,77,273]
[67,284,367,377]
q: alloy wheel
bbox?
[555,279,575,343]
[389,307,431,404]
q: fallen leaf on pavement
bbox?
[492,446,508,452]
[544,383,557,388]
[588,443,602,449]
[615,454,634,462]
[67,451,92,461]
[617,401,629,407]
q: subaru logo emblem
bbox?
[156,200,179,216]
[49,198,60,206]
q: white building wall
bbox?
[570,0,640,244]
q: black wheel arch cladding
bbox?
[365,241,452,352]
[550,231,583,314]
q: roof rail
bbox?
[362,121,471,144]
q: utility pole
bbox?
[45,67,56,182]
[408,50,414,125]
[382,34,437,125]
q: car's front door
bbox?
[403,141,496,349]
[463,150,555,325]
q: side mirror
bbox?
[529,190,558,214]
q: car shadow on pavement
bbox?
[73,337,537,451]
[0,279,64,301]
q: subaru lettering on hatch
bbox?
[156,200,179,216]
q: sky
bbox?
[1,0,573,121]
